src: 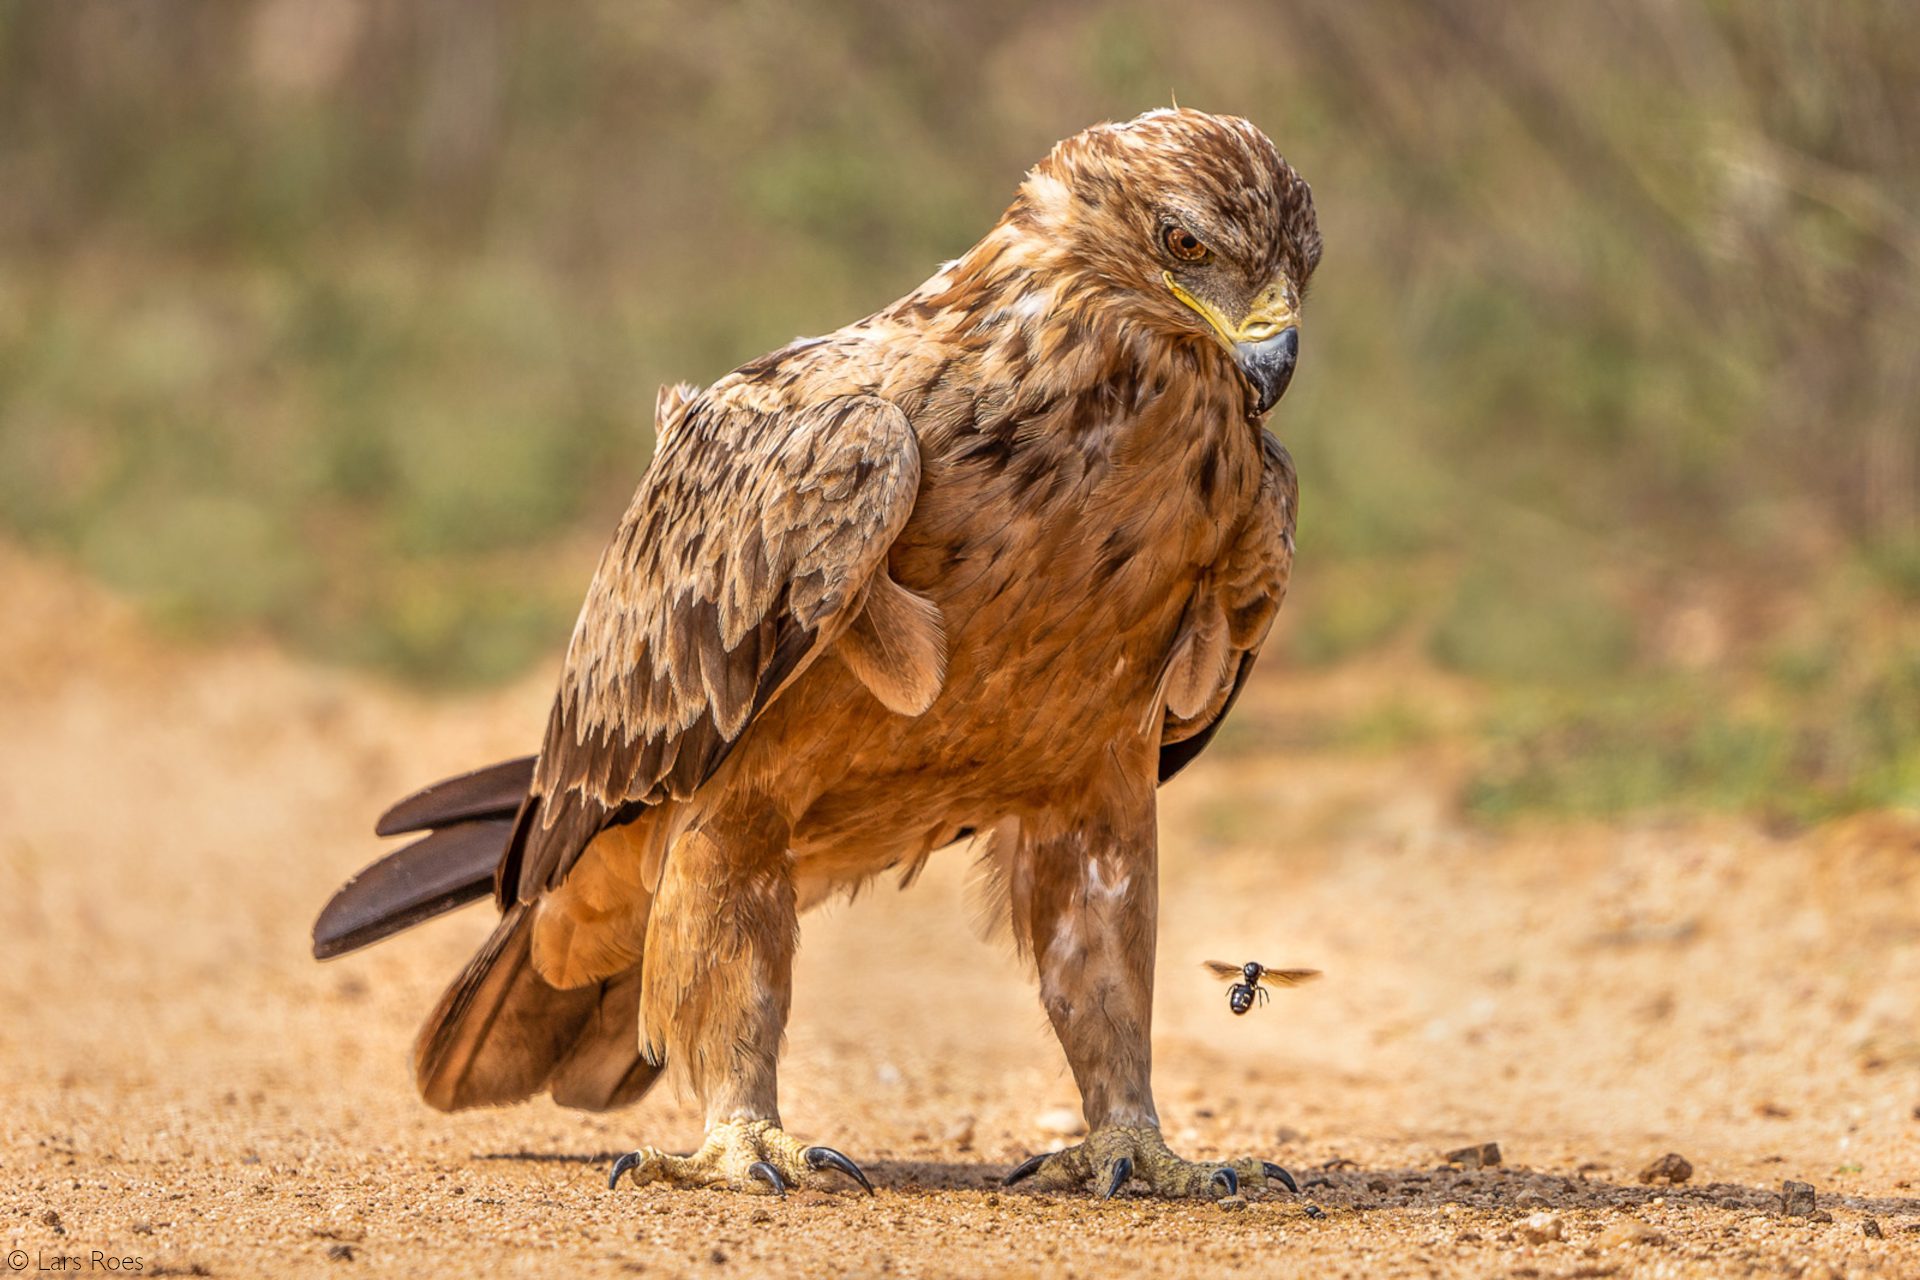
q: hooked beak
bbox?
[1164,273,1301,415]
[1234,328,1298,415]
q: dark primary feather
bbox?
[1158,650,1259,783]
[375,755,535,837]
[312,819,512,959]
[312,754,539,960]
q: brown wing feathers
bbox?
[512,392,925,903]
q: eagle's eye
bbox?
[1163,223,1209,263]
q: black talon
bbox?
[805,1145,876,1195]
[748,1160,787,1198]
[1263,1162,1301,1195]
[1102,1156,1134,1201]
[608,1151,643,1190]
[1003,1152,1051,1187]
[1212,1167,1239,1197]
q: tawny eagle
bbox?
[315,108,1320,1200]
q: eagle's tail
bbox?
[313,756,660,1112]
[412,901,660,1111]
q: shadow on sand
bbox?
[471,1148,1920,1223]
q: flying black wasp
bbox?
[1203,960,1321,1015]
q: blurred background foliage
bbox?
[0,0,1915,821]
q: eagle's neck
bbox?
[885,223,1199,426]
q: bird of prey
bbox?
[314,107,1319,1202]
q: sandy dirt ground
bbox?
[2,542,1917,1279]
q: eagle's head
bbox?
[1012,108,1321,415]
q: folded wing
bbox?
[504,391,926,905]
[1156,430,1298,782]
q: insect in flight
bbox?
[1203,960,1321,1015]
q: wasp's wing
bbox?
[1258,967,1322,987]
[1201,960,1243,980]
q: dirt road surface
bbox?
[3,545,1916,1278]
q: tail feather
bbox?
[321,757,660,1113]
[548,967,658,1109]
[413,902,660,1112]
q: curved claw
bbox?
[1212,1166,1239,1198]
[1102,1156,1134,1201]
[804,1145,876,1195]
[608,1150,644,1190]
[1003,1152,1051,1187]
[747,1160,787,1198]
[1263,1161,1301,1195]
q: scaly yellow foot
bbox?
[608,1119,875,1197]
[1003,1125,1301,1200]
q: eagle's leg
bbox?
[608,805,872,1197]
[1002,758,1300,1201]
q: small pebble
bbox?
[1780,1180,1818,1218]
[1216,1195,1248,1212]
[1513,1190,1549,1210]
[1637,1152,1693,1185]
[40,1209,62,1228]
[1444,1143,1502,1168]
[1520,1212,1563,1243]
[1863,1216,1884,1239]
[326,1244,355,1262]
[1596,1219,1664,1248]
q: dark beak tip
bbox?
[1235,326,1299,415]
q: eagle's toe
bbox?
[607,1120,874,1196]
[1003,1126,1307,1202]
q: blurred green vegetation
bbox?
[1,1,1915,817]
